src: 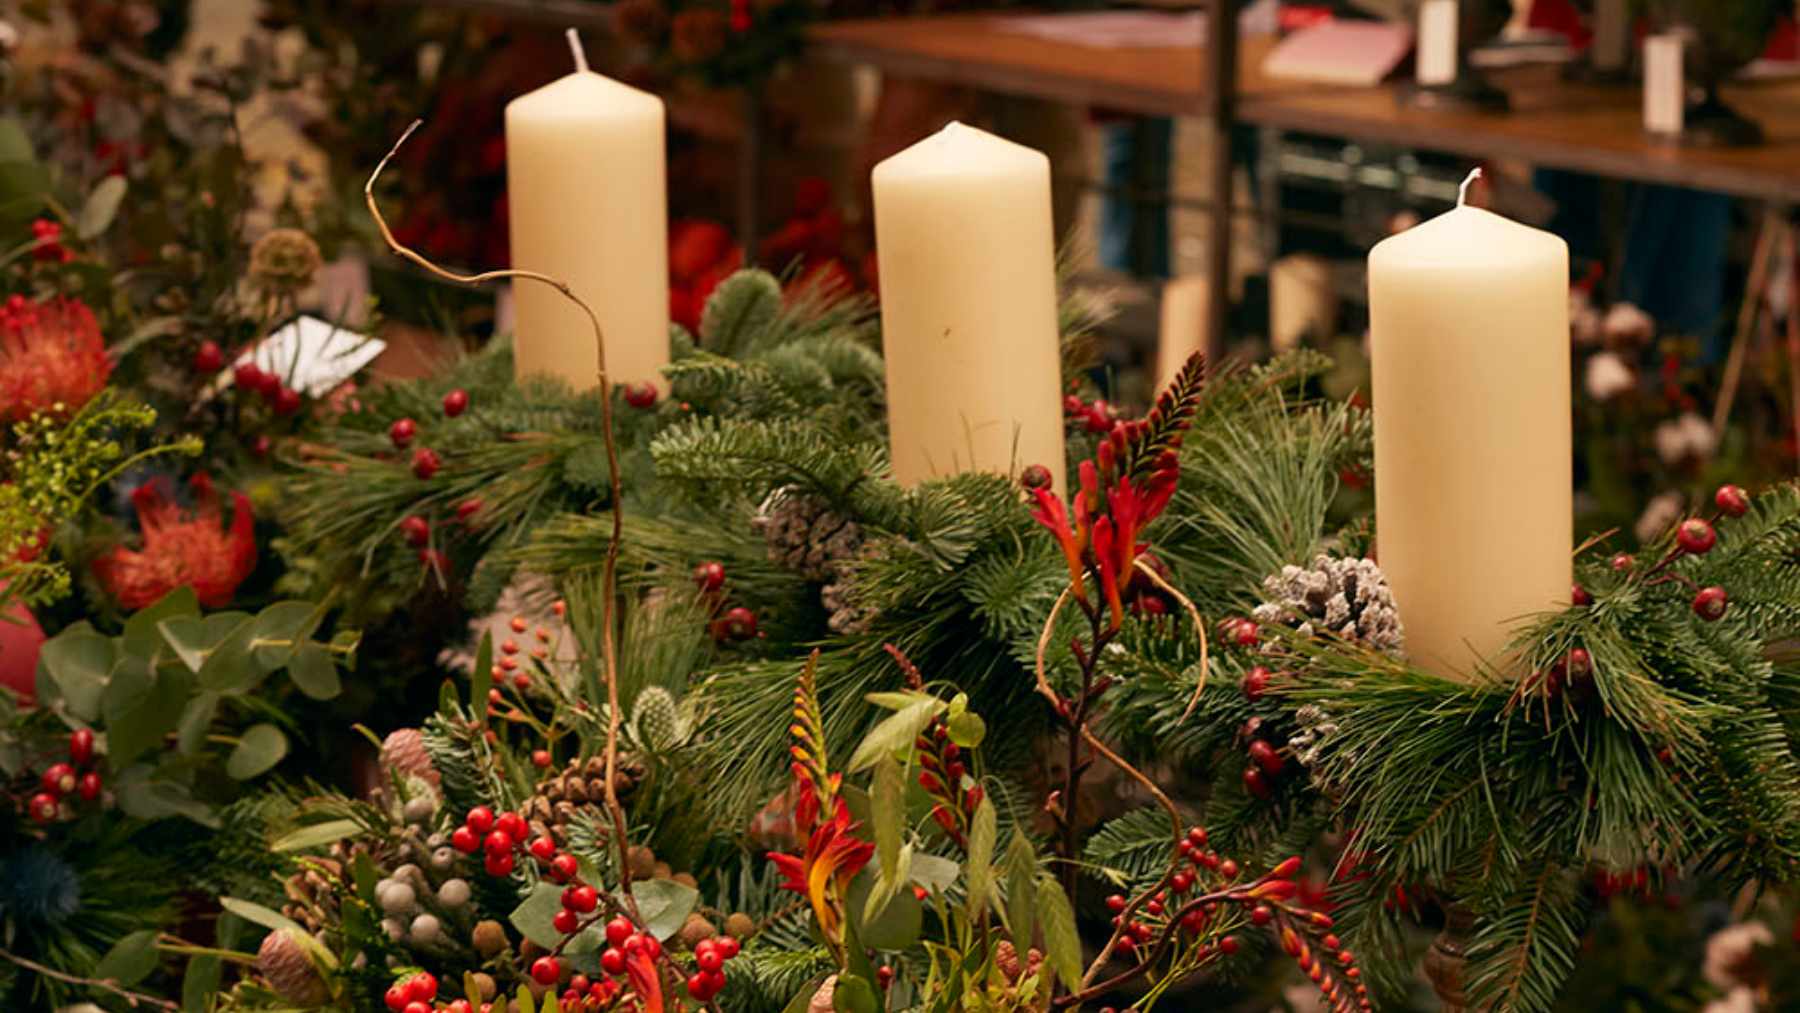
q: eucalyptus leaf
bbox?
[225,723,289,779]
[946,710,987,749]
[95,929,160,985]
[38,626,113,719]
[176,691,219,755]
[509,883,566,949]
[847,869,922,951]
[220,897,308,935]
[287,643,341,700]
[272,818,362,853]
[122,587,198,664]
[632,877,699,940]
[909,853,961,894]
[250,601,324,669]
[104,663,192,767]
[76,175,127,239]
[182,954,221,1012]
[197,615,261,692]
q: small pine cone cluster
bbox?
[257,926,328,1006]
[280,857,344,932]
[526,756,644,843]
[752,489,865,581]
[1285,704,1343,787]
[1252,555,1404,657]
[821,564,876,635]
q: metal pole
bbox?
[1205,0,1238,355]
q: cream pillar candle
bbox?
[873,122,1065,493]
[1156,275,1209,390]
[1416,0,1460,87]
[1368,170,1570,678]
[506,31,668,391]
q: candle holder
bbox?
[1397,0,1513,114]
[1644,0,1783,147]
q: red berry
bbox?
[1105,894,1127,913]
[553,908,580,934]
[411,447,441,480]
[530,956,561,986]
[234,362,267,393]
[27,792,57,822]
[1243,666,1272,702]
[1567,647,1592,679]
[484,851,515,877]
[1020,463,1054,490]
[511,617,529,633]
[532,749,552,768]
[273,386,303,416]
[69,728,94,765]
[1571,584,1592,607]
[641,935,662,960]
[442,388,470,417]
[1692,585,1728,621]
[687,973,710,999]
[1611,553,1634,572]
[1676,518,1716,555]
[529,836,556,861]
[193,340,224,373]
[876,965,893,988]
[451,825,480,853]
[1232,620,1260,647]
[1251,904,1273,926]
[1715,484,1750,518]
[1182,910,1207,934]
[384,984,410,1011]
[716,606,757,641]
[1242,766,1272,799]
[42,762,76,795]
[693,560,726,592]
[388,417,417,448]
[403,1002,429,1013]
[1083,403,1111,434]
[601,947,626,975]
[1171,871,1194,893]
[496,810,527,841]
[1220,858,1239,879]
[407,972,438,1001]
[624,382,658,409]
[400,515,430,547]
[551,853,580,883]
[697,948,723,973]
[77,771,101,801]
[568,885,599,913]
[716,935,740,959]
[250,434,272,458]
[1187,826,1208,847]
[484,829,513,855]
[1247,739,1285,776]
[455,498,483,524]
[1219,935,1239,955]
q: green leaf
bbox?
[104,662,192,767]
[947,710,987,749]
[251,601,324,669]
[0,120,33,162]
[156,616,211,674]
[287,643,342,700]
[872,756,904,881]
[226,723,289,779]
[220,897,308,935]
[699,269,782,356]
[1003,834,1038,947]
[95,929,160,985]
[197,615,261,692]
[779,974,832,1013]
[472,631,493,719]
[113,766,216,826]
[122,587,198,664]
[182,955,222,1012]
[273,818,362,853]
[847,697,946,773]
[509,883,566,949]
[831,972,880,1013]
[1037,876,1082,990]
[38,626,113,719]
[847,869,922,951]
[632,877,700,940]
[76,175,127,239]
[866,690,935,712]
[909,853,961,894]
[965,796,997,914]
[176,691,219,755]
[863,842,913,927]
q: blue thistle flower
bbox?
[0,846,82,926]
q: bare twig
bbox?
[365,119,635,915]
[0,948,179,1010]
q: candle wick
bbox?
[1457,167,1482,208]
[566,28,590,73]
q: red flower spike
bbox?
[768,796,874,945]
[94,475,256,610]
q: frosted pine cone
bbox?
[257,927,327,1005]
[380,728,440,787]
[1253,555,1404,656]
[752,488,864,582]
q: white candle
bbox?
[1643,33,1685,137]
[872,122,1065,493]
[506,31,669,391]
[1156,275,1208,390]
[1416,0,1460,87]
[1368,170,1571,678]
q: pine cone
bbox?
[257,927,327,1006]
[529,756,644,843]
[380,728,440,787]
[1252,555,1404,656]
[248,228,322,294]
[752,489,864,582]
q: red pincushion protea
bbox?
[0,295,112,424]
[94,475,257,610]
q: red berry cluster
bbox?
[623,383,658,409]
[483,616,557,700]
[683,933,739,1001]
[1220,617,1261,648]
[914,718,983,846]
[1619,484,1750,623]
[30,218,73,263]
[382,971,443,1013]
[1063,394,1119,435]
[1523,645,1594,705]
[448,805,543,878]
[26,730,100,824]
[232,361,304,417]
[1239,717,1287,800]
[555,971,621,1010]
[385,389,470,487]
[692,561,759,642]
